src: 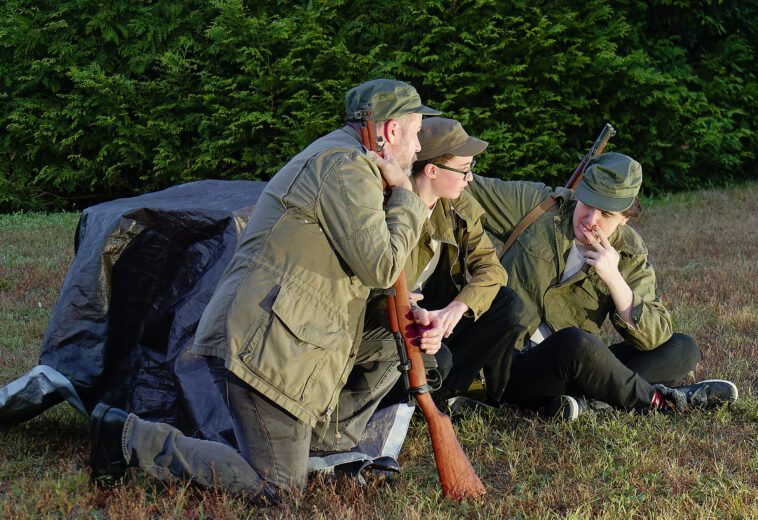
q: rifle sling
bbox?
[500,195,557,256]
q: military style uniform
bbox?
[404,182,515,390]
[467,175,699,407]
[108,79,441,502]
[312,179,509,449]
[191,125,428,427]
[470,177,672,349]
[404,181,506,317]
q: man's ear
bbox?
[618,216,630,227]
[382,119,400,144]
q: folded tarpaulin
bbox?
[0,179,412,474]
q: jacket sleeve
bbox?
[466,175,556,239]
[610,252,673,350]
[316,153,429,289]
[454,216,508,320]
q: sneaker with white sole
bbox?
[673,379,738,408]
[653,379,738,413]
[547,395,614,421]
[547,395,581,421]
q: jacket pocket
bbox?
[240,282,348,402]
[517,225,555,261]
[271,282,346,349]
[547,281,604,335]
[509,225,555,295]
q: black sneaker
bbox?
[672,379,738,408]
[89,402,130,482]
[652,384,688,413]
[445,396,495,418]
[547,395,613,421]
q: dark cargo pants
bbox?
[432,287,527,392]
[500,327,700,409]
[377,287,525,405]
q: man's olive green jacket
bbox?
[191,126,428,428]
[467,175,673,352]
[402,182,507,319]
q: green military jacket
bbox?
[191,126,428,428]
[402,180,507,319]
[467,175,673,352]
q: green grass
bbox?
[1,185,757,519]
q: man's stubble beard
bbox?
[401,152,417,177]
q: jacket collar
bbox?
[341,124,364,145]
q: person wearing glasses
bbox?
[86,79,442,501]
[374,117,517,401]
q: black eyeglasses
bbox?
[431,159,476,178]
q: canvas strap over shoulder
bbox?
[501,195,558,255]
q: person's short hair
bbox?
[411,153,455,176]
[382,112,417,127]
[621,197,642,219]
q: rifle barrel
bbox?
[565,123,616,190]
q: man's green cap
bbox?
[575,152,642,212]
[416,117,488,161]
[345,79,441,122]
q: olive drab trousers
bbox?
[121,329,403,502]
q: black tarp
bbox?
[0,179,412,473]
[39,180,264,445]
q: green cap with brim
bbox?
[416,117,488,160]
[345,79,441,122]
[575,152,642,212]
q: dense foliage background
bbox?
[1,0,755,211]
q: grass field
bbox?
[1,184,757,519]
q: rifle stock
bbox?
[358,112,485,500]
[390,272,486,500]
[565,123,616,189]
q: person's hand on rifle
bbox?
[427,300,468,339]
[408,293,444,354]
[370,149,412,191]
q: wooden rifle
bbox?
[357,108,486,501]
[565,123,616,189]
[500,123,617,256]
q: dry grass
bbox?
[1,184,757,519]
[634,186,758,393]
